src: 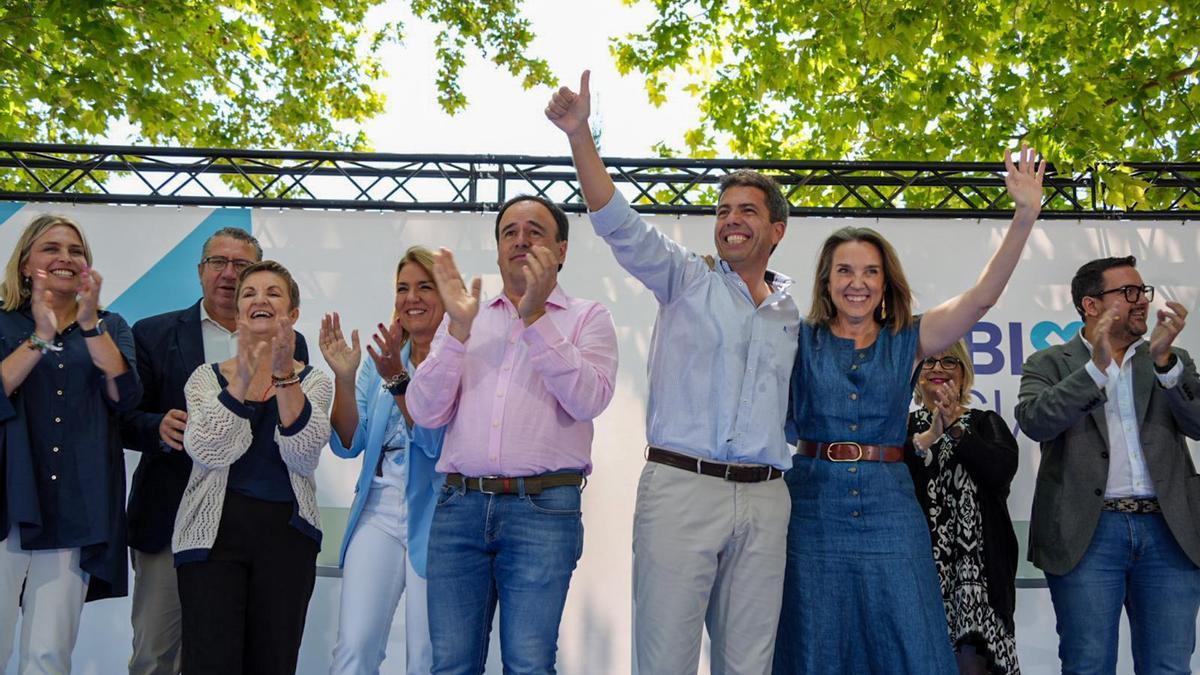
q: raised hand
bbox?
[29,270,56,340]
[545,70,592,139]
[431,248,481,342]
[365,320,406,380]
[1004,142,1046,217]
[1149,301,1189,367]
[76,265,103,330]
[235,317,270,385]
[517,245,559,325]
[320,312,361,381]
[1090,309,1118,372]
[933,380,960,430]
[271,317,296,378]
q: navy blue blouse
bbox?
[212,363,314,504]
[786,318,922,448]
[0,306,141,601]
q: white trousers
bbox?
[330,485,431,675]
[632,462,790,675]
[0,527,89,675]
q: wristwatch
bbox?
[79,319,104,338]
[383,370,410,396]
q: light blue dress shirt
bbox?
[590,190,800,469]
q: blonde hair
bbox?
[806,226,913,333]
[393,245,438,345]
[914,338,976,405]
[0,214,94,310]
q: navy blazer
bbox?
[120,300,309,553]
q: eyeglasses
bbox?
[921,356,963,370]
[1092,284,1154,304]
[201,256,254,273]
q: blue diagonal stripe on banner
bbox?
[0,202,25,226]
[109,208,251,324]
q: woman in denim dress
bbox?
[773,145,1044,674]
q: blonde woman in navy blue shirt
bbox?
[0,214,140,673]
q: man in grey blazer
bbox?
[1017,255,1200,674]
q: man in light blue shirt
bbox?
[548,71,799,674]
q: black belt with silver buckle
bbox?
[646,447,783,482]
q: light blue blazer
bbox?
[331,343,445,577]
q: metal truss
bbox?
[0,142,1197,220]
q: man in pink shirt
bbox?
[407,194,618,674]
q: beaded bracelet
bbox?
[271,372,302,388]
[27,334,63,354]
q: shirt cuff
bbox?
[218,389,253,419]
[521,312,565,353]
[1084,360,1110,389]
[588,189,631,237]
[1156,357,1184,389]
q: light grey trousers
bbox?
[632,461,790,675]
[128,547,182,675]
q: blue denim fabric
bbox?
[1045,511,1200,675]
[777,318,956,673]
[786,320,921,447]
[774,455,957,674]
[426,482,584,675]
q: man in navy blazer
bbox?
[119,227,308,675]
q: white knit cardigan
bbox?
[172,363,332,559]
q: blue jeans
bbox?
[1046,511,1200,675]
[426,481,584,675]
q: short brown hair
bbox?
[718,170,789,224]
[235,260,300,311]
[806,226,914,333]
[202,227,263,262]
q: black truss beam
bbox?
[0,142,1197,220]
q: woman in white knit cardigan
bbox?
[172,260,332,675]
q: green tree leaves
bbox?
[613,0,1200,176]
[0,0,553,150]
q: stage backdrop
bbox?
[0,200,1195,674]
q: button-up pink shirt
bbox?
[407,285,618,476]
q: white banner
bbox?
[1,202,1195,673]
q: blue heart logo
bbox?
[1030,320,1082,350]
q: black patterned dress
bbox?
[904,408,1021,675]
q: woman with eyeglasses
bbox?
[774,145,1043,674]
[0,215,140,672]
[905,340,1020,675]
[321,246,447,675]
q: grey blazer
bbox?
[1016,334,1200,576]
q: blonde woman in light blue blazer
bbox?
[321,246,446,675]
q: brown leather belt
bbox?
[647,447,784,482]
[445,472,584,495]
[798,441,904,463]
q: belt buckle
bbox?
[476,475,501,495]
[826,442,863,463]
[724,463,734,481]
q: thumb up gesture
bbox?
[545,70,592,138]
